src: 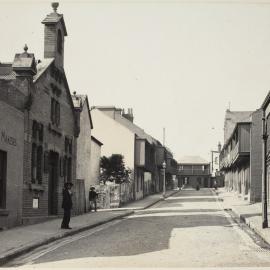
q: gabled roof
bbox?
[34,58,54,82]
[0,58,54,82]
[113,112,157,145]
[224,110,253,143]
[72,94,93,129]
[93,106,158,145]
[178,156,209,165]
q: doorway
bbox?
[48,151,59,215]
[203,178,208,187]
[0,150,7,209]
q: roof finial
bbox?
[52,2,59,13]
[24,44,28,53]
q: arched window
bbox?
[57,30,63,54]
[37,146,43,184]
[31,143,37,183]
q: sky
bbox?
[1,0,270,161]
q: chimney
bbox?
[122,108,134,122]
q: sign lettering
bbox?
[1,131,17,146]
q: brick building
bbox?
[178,156,211,188]
[0,3,79,226]
[0,76,26,228]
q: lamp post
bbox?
[162,161,166,198]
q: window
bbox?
[67,157,72,183]
[31,143,37,183]
[57,30,63,54]
[37,146,43,184]
[215,157,218,165]
[0,150,7,209]
[63,137,73,183]
[65,137,72,154]
[51,98,60,126]
[31,120,44,184]
[202,165,205,171]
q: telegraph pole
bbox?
[163,128,166,198]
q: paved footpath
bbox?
[216,188,270,246]
[0,190,177,266]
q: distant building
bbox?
[178,156,211,188]
[91,106,161,200]
[210,142,224,187]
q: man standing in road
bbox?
[89,186,98,212]
[61,182,73,229]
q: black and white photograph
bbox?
[1,0,270,268]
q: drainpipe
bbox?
[262,110,268,228]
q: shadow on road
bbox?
[31,189,231,265]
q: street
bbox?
[8,188,270,268]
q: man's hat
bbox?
[90,186,95,190]
[64,182,73,188]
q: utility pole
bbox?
[262,111,268,228]
[163,127,166,198]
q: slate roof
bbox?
[114,112,158,145]
[0,63,16,80]
[0,58,54,82]
[224,110,253,143]
[178,156,209,164]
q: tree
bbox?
[100,154,131,184]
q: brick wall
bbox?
[44,24,64,68]
[22,63,77,218]
[0,99,25,228]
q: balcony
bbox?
[178,168,210,176]
[220,141,249,170]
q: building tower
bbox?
[42,2,67,69]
